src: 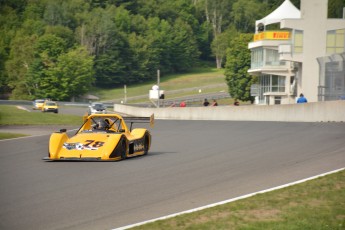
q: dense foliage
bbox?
[0,0,342,101]
[225,33,256,103]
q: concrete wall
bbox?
[114,101,345,122]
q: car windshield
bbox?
[36,100,45,103]
[93,104,105,109]
[46,102,56,106]
[89,116,122,132]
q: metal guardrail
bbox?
[102,83,227,104]
[0,100,115,108]
[121,92,231,108]
[318,86,345,101]
[0,100,33,105]
[0,90,230,108]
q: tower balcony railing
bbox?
[249,30,303,63]
[253,31,290,42]
[249,31,291,49]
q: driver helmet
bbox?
[96,119,108,130]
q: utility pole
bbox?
[124,84,127,103]
[157,69,160,108]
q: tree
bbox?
[143,17,174,75]
[231,0,267,33]
[0,4,22,97]
[0,46,10,98]
[211,32,228,68]
[94,31,131,87]
[3,0,284,99]
[44,25,75,49]
[77,6,113,56]
[5,33,38,99]
[328,0,345,18]
[25,34,68,98]
[225,33,256,103]
[171,18,200,72]
[127,33,151,81]
[43,0,64,26]
[194,21,213,61]
[194,0,234,68]
[44,47,94,101]
[35,34,67,61]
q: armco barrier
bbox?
[114,100,345,122]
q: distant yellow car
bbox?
[43,113,154,161]
[32,99,45,110]
[41,101,59,113]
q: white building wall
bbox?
[281,0,328,102]
[281,0,345,102]
[249,0,345,104]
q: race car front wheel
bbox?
[120,139,127,160]
[143,134,150,155]
[109,136,127,160]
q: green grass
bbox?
[92,68,227,102]
[0,132,28,139]
[131,170,345,230]
[0,105,81,125]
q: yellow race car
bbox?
[41,101,59,113]
[43,113,154,161]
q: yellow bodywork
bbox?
[46,113,153,161]
[42,101,59,113]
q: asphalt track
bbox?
[1,120,345,230]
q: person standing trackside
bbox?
[211,99,218,106]
[203,98,209,106]
[297,93,308,103]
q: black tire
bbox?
[143,134,150,155]
[120,138,127,160]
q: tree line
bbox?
[0,0,343,102]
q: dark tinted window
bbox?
[93,104,105,109]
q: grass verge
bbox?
[131,169,345,230]
[0,133,28,139]
[0,105,82,139]
[0,105,81,125]
[93,68,226,101]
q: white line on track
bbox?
[113,167,345,230]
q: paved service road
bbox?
[1,120,344,230]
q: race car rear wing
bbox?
[123,113,154,131]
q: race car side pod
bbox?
[123,113,154,131]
